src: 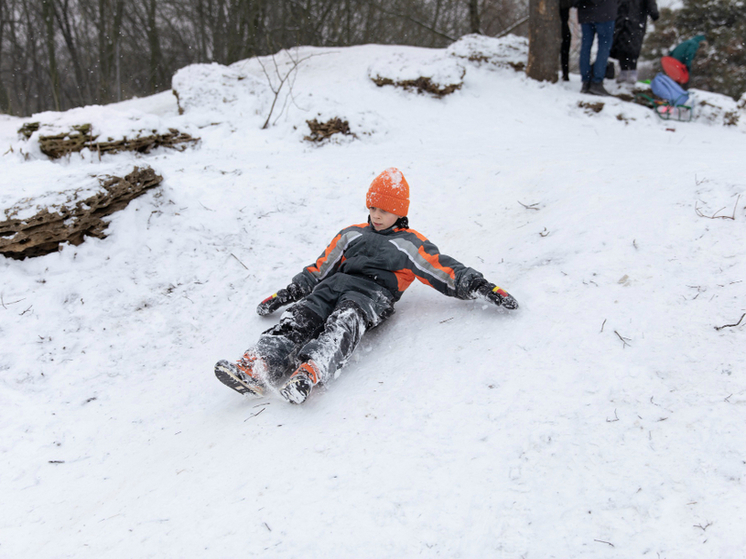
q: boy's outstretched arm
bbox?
[469,278,519,310]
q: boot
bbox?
[214,353,266,397]
[588,81,611,96]
[617,70,629,83]
[281,361,320,404]
[581,82,591,94]
[626,70,638,84]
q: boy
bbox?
[214,168,518,404]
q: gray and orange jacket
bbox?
[291,221,485,304]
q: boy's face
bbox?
[369,207,399,231]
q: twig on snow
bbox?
[231,253,248,270]
[614,330,631,348]
[518,200,540,211]
[714,313,745,331]
[594,539,615,547]
[244,407,266,421]
[606,409,619,423]
[695,195,740,220]
[1,295,26,309]
[600,319,607,333]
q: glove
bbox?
[256,283,305,316]
[473,280,519,310]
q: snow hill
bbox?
[1,36,745,558]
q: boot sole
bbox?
[214,362,265,398]
[280,381,310,404]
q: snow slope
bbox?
[1,37,745,558]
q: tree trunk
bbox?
[55,0,90,107]
[42,0,61,110]
[145,0,161,93]
[468,0,480,34]
[526,0,560,83]
[0,0,10,113]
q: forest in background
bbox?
[0,0,743,117]
[0,0,528,116]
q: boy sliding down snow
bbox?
[215,168,518,404]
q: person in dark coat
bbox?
[610,0,660,83]
[577,0,618,96]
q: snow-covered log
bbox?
[0,166,162,260]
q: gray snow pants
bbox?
[251,274,395,385]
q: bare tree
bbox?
[0,0,10,113]
[41,1,61,110]
[468,0,481,33]
[1,0,534,116]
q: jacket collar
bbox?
[367,215,409,233]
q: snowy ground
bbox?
[1,37,745,558]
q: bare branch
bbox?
[714,313,746,331]
[614,330,631,348]
[518,200,540,211]
[231,253,248,270]
[695,195,740,220]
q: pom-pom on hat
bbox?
[366,168,410,217]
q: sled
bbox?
[661,56,689,85]
[634,92,694,122]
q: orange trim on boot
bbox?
[294,361,320,385]
[236,353,260,379]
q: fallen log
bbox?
[1,166,163,260]
[370,75,462,97]
[19,123,199,160]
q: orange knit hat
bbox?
[366,168,410,217]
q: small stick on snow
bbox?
[695,195,739,220]
[600,319,607,333]
[714,313,745,331]
[614,330,631,348]
[518,200,540,211]
[594,539,615,547]
[231,253,249,270]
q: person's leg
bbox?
[627,58,638,83]
[281,300,370,404]
[592,19,615,83]
[579,22,596,89]
[297,300,369,384]
[560,7,571,81]
[252,304,326,384]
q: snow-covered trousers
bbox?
[251,274,395,385]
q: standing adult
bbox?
[577,0,618,95]
[560,0,574,81]
[610,0,660,83]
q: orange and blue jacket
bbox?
[291,221,485,303]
